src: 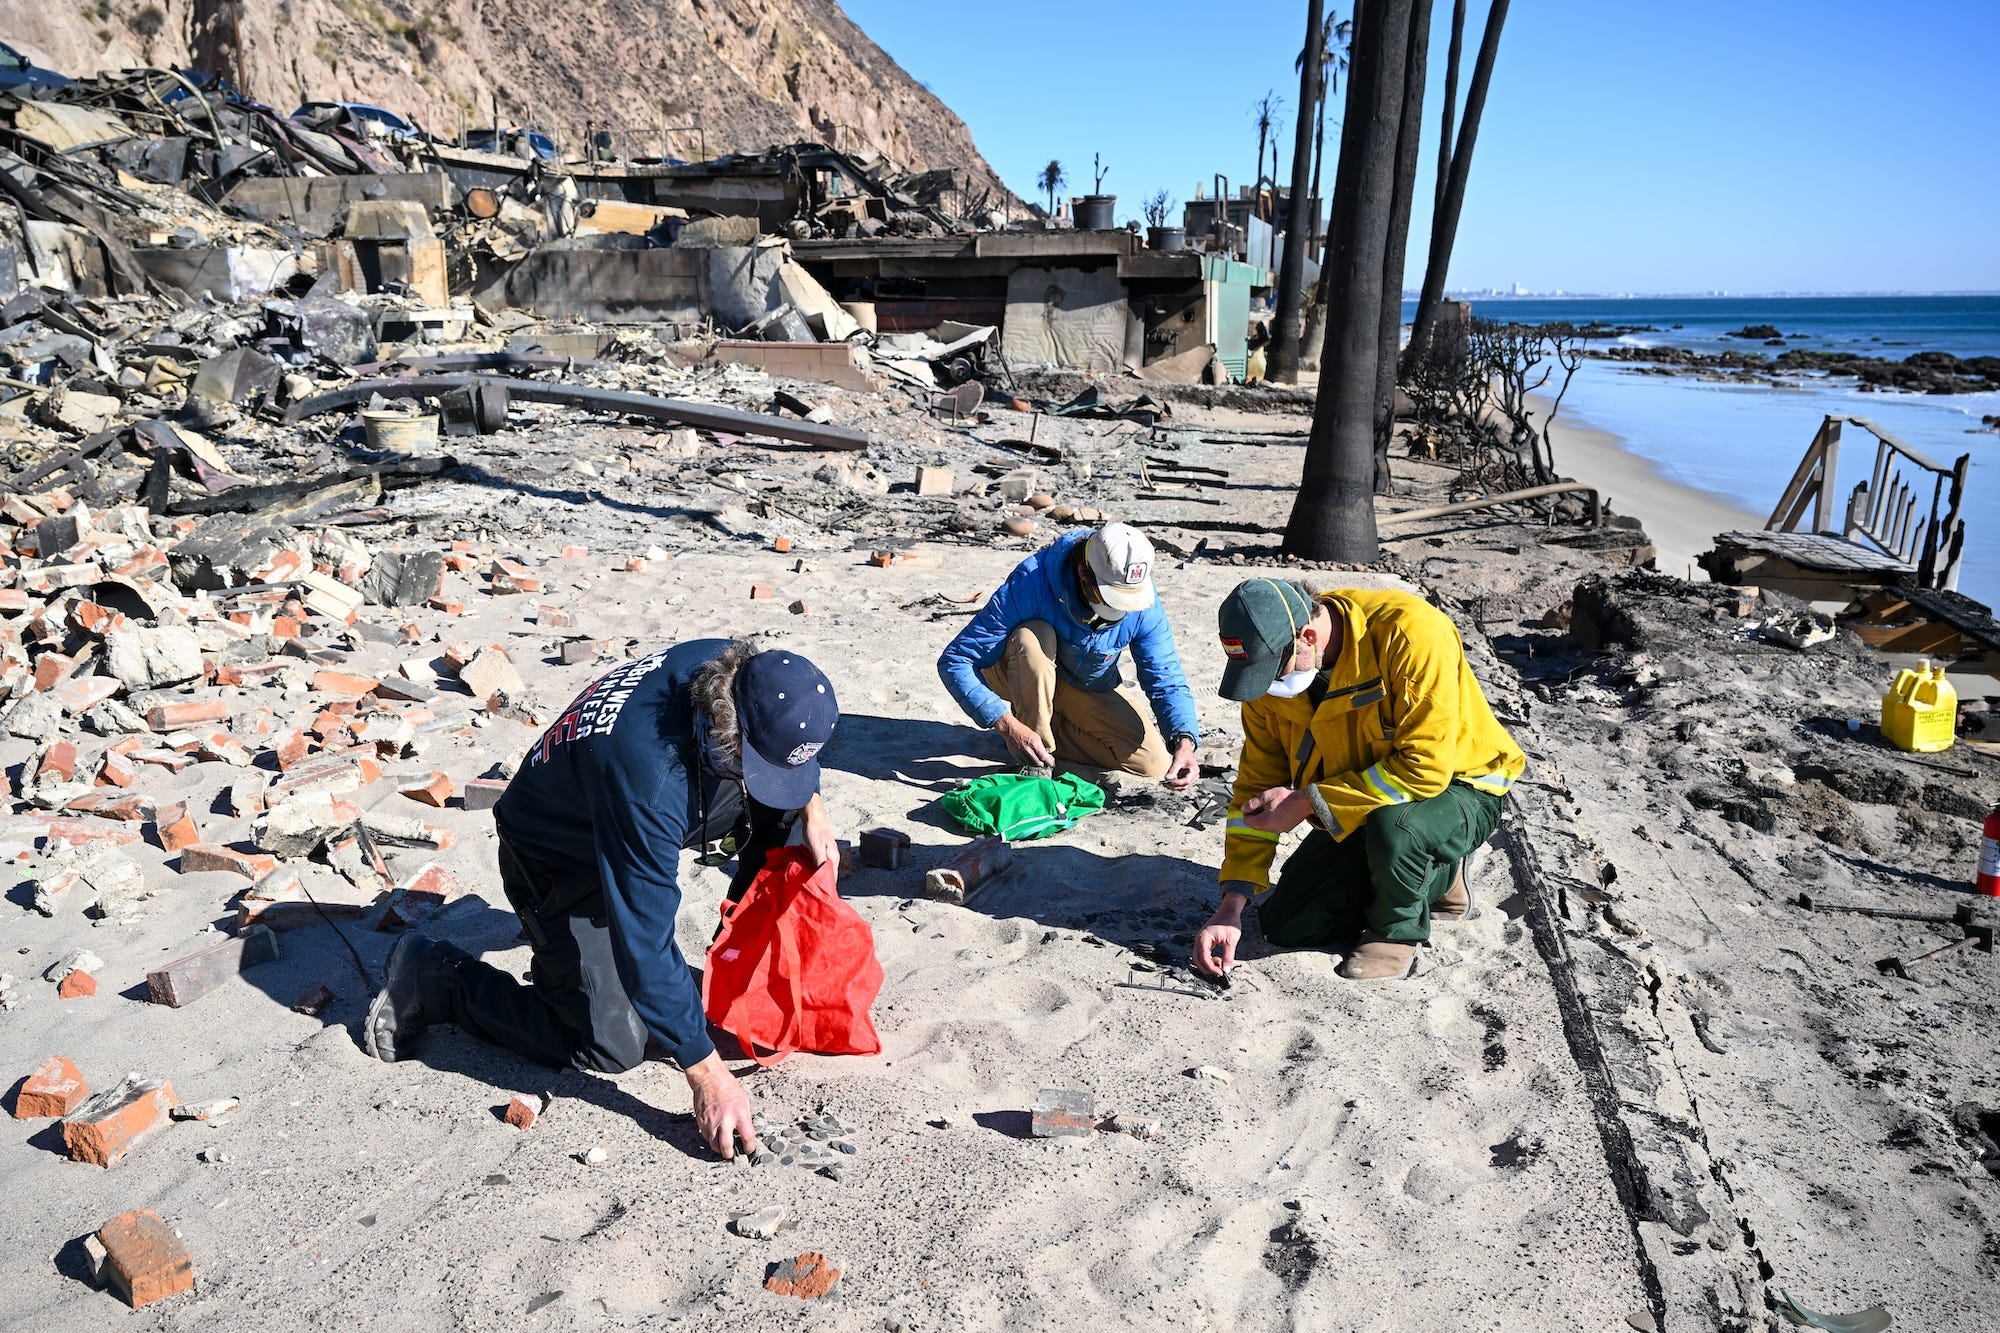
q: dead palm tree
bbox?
[1037,160,1065,217]
[1284,0,1435,559]
[1410,0,1510,355]
[1298,9,1355,370]
[1296,8,1353,252]
[1268,0,1325,384]
[1251,92,1282,196]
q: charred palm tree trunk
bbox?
[1283,0,1428,561]
[1370,0,1433,491]
[1268,0,1326,384]
[1409,0,1508,355]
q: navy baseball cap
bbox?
[735,651,838,809]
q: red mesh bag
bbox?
[702,847,883,1065]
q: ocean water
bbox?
[1397,295,2000,608]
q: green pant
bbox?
[1258,782,1502,947]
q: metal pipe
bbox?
[1378,483,1602,528]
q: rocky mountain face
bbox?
[2,0,1017,207]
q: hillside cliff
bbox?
[2,0,1017,207]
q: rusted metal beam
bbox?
[284,374,870,450]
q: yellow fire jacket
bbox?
[1221,588,1526,891]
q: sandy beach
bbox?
[1527,392,1764,581]
[1,373,1995,1332]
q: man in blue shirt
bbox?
[362,641,839,1160]
[938,523,1199,787]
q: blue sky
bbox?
[843,0,2000,295]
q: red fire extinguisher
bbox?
[1981,802,2000,897]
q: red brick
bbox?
[62,1075,178,1167]
[376,887,445,931]
[274,725,312,770]
[69,601,120,635]
[33,651,73,691]
[450,540,473,554]
[623,557,646,573]
[868,551,894,568]
[96,1208,194,1308]
[765,1252,842,1300]
[537,604,574,628]
[111,548,168,579]
[0,587,30,612]
[193,732,251,766]
[90,795,150,821]
[443,552,477,573]
[54,680,121,712]
[428,596,465,615]
[489,559,543,594]
[403,862,462,900]
[560,545,588,558]
[255,548,306,583]
[131,748,192,773]
[312,670,380,698]
[291,984,336,1016]
[309,710,352,741]
[503,1094,539,1130]
[39,739,79,783]
[214,660,289,687]
[147,700,228,731]
[178,843,276,878]
[749,584,774,600]
[57,969,96,999]
[12,1055,88,1118]
[398,771,454,807]
[156,815,200,853]
[773,537,794,553]
[96,750,137,788]
[271,615,301,638]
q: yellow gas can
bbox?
[1880,660,1957,753]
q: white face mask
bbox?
[1265,668,1318,698]
[1263,635,1320,697]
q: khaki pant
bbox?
[981,621,1170,778]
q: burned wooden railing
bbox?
[1764,414,1970,590]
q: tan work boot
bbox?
[1338,932,1421,981]
[1434,844,1489,922]
[1434,862,1473,922]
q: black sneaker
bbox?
[363,932,433,1062]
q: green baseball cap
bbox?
[1216,578,1315,701]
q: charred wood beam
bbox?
[349,352,618,376]
[162,456,455,516]
[284,375,872,451]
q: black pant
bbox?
[428,791,795,1074]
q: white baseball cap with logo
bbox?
[1084,522,1157,614]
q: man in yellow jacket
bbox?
[1193,579,1525,981]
